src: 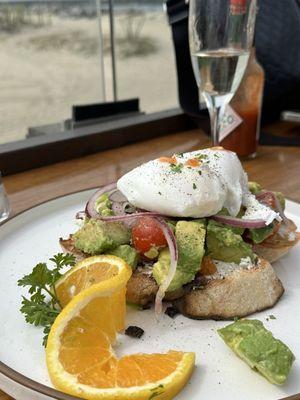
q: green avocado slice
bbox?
[206,220,254,263]
[218,319,295,385]
[152,219,206,291]
[73,219,130,255]
[109,245,139,269]
[248,222,275,244]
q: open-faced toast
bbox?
[60,234,284,319]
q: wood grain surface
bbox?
[1,128,300,400]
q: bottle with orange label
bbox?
[220,48,265,159]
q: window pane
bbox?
[0,1,105,145]
[108,2,178,112]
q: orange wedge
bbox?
[46,255,195,400]
[55,255,125,308]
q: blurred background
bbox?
[0,0,178,145]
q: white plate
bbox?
[0,189,299,400]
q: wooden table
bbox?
[2,128,300,400]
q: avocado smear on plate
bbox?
[218,319,295,385]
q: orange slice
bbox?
[55,255,125,308]
[47,255,195,400]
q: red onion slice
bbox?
[85,183,117,218]
[154,218,178,317]
[211,214,267,228]
[109,189,127,203]
[94,211,164,222]
[111,202,125,215]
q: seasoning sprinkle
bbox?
[170,163,183,173]
[195,154,208,161]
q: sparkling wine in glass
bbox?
[189,0,257,145]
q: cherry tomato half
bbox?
[131,217,167,254]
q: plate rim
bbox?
[0,188,97,400]
[0,189,299,400]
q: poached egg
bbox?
[117,148,279,224]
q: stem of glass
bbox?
[205,100,225,146]
[208,105,220,146]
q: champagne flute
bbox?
[189,0,257,145]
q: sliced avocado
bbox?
[248,181,262,194]
[207,220,254,263]
[249,222,275,244]
[73,219,130,255]
[275,191,285,211]
[95,193,113,216]
[218,319,295,385]
[109,245,138,268]
[152,220,206,291]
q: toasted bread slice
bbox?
[126,268,185,306]
[174,258,284,320]
[126,268,158,306]
[252,220,300,263]
[60,237,284,316]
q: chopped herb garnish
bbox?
[170,163,183,173]
[175,152,184,158]
[18,253,76,346]
[269,315,276,320]
[193,183,197,190]
[198,170,202,175]
[195,154,208,161]
[158,191,162,195]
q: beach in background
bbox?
[0,1,178,144]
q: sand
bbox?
[0,11,178,144]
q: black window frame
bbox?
[0,108,210,176]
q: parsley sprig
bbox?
[18,253,76,346]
